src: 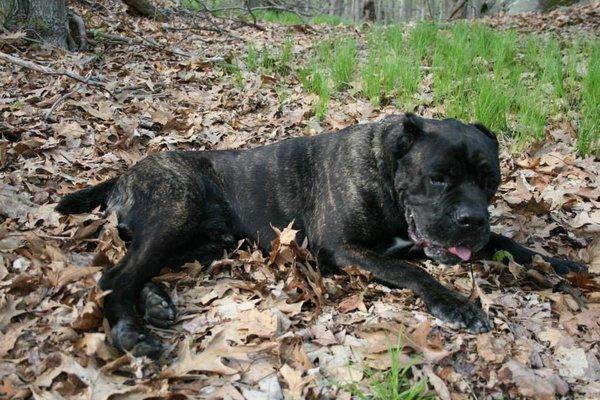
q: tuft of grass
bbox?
[243,40,295,75]
[474,78,509,132]
[311,14,354,26]
[515,86,548,141]
[254,10,303,25]
[299,62,330,120]
[359,27,420,106]
[331,37,357,90]
[361,54,382,106]
[245,43,258,72]
[580,43,600,155]
[346,347,433,400]
[408,21,438,63]
[540,40,565,97]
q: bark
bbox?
[448,0,468,19]
[1,0,87,50]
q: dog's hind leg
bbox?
[138,282,177,328]
[99,230,182,357]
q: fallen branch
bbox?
[44,84,82,122]
[129,30,191,58]
[98,33,224,63]
[0,50,105,89]
[202,3,310,25]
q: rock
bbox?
[507,0,542,13]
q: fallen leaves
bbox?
[0,2,599,399]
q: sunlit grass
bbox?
[237,17,598,155]
[312,14,354,26]
[474,78,509,132]
[580,43,600,155]
[345,346,433,400]
[254,10,304,25]
[331,37,357,90]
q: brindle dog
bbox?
[57,114,587,357]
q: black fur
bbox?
[56,178,117,214]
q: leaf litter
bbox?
[0,1,599,399]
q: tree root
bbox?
[67,10,88,51]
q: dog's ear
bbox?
[472,122,498,144]
[380,113,423,156]
[397,113,423,154]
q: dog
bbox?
[56,114,587,357]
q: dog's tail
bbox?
[56,178,118,214]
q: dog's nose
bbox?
[454,206,486,229]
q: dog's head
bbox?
[381,114,500,264]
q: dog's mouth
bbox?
[406,210,473,262]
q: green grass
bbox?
[234,17,598,154]
[254,10,355,26]
[580,43,600,154]
[254,10,304,25]
[331,37,357,90]
[243,39,295,75]
[346,347,432,400]
[474,78,509,132]
[311,14,354,26]
[291,21,599,155]
[299,61,330,120]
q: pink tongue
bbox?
[448,246,472,261]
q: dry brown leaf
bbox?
[48,265,102,289]
[476,333,508,364]
[280,364,311,400]
[337,292,367,313]
[161,331,273,377]
[498,359,569,399]
[0,295,25,331]
[0,318,36,357]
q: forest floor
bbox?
[0,1,599,399]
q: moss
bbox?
[28,17,50,34]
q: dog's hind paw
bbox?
[426,292,491,334]
[138,282,177,328]
[111,320,163,358]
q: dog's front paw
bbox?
[546,256,588,275]
[111,320,163,358]
[425,292,491,334]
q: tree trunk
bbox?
[1,0,86,50]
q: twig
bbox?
[0,50,106,89]
[129,30,191,58]
[45,84,82,122]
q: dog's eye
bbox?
[429,175,447,186]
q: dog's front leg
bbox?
[478,233,588,274]
[320,244,491,333]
